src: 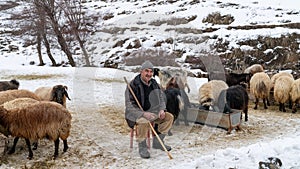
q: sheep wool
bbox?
[250,72,272,109]
[274,76,294,112]
[198,80,228,110]
[1,98,39,110]
[244,64,264,75]
[0,89,41,105]
[290,79,300,113]
[0,102,72,159]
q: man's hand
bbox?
[158,110,165,120]
[143,112,158,121]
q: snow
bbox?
[1,0,300,168]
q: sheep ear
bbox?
[64,86,68,91]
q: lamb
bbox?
[217,85,249,121]
[0,89,41,105]
[250,72,272,109]
[198,80,228,111]
[0,101,72,160]
[34,85,71,107]
[290,79,300,113]
[153,68,190,93]
[274,76,294,112]
[244,64,264,76]
[0,79,20,91]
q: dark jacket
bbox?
[125,74,166,128]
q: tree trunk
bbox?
[48,14,76,67]
[42,33,57,66]
[36,33,45,66]
[75,33,90,66]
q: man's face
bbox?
[140,68,153,83]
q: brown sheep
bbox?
[0,79,20,91]
[0,89,41,105]
[0,102,72,160]
[34,85,71,107]
[250,72,272,109]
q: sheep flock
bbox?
[0,82,72,160]
[0,63,299,162]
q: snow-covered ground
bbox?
[1,63,300,168]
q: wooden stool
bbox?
[130,122,154,148]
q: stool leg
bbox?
[130,128,134,148]
[147,129,150,148]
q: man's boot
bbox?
[152,134,172,151]
[138,140,150,159]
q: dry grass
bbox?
[3,74,63,80]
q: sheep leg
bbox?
[254,98,259,110]
[63,139,69,152]
[53,138,59,160]
[263,98,268,109]
[25,139,33,160]
[32,141,38,150]
[244,106,248,122]
[267,98,270,106]
[8,137,19,154]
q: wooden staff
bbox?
[124,77,173,160]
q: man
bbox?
[125,60,174,159]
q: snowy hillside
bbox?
[0,0,300,75]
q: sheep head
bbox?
[51,85,71,105]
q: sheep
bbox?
[198,80,228,111]
[290,79,300,113]
[1,98,39,110]
[1,98,41,149]
[217,85,249,121]
[250,72,272,109]
[273,76,294,112]
[270,71,294,89]
[153,68,190,93]
[0,101,72,160]
[166,76,190,126]
[0,89,41,105]
[34,85,71,107]
[244,64,264,76]
[0,79,20,91]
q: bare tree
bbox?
[58,0,97,66]
[35,0,76,67]
[34,0,57,66]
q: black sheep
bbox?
[0,79,19,91]
[217,85,249,121]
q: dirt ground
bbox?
[1,99,300,169]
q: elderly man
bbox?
[125,60,174,159]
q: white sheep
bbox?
[198,80,228,111]
[0,102,72,160]
[270,71,294,89]
[34,85,71,107]
[244,64,264,76]
[0,89,41,105]
[153,68,190,93]
[290,79,300,113]
[274,76,294,112]
[250,72,272,109]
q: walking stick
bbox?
[124,77,173,160]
